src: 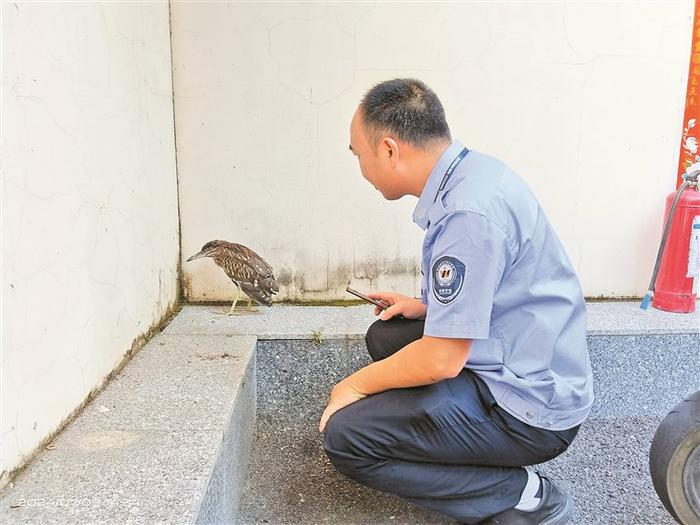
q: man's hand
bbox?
[367,291,426,321]
[319,379,368,432]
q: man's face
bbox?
[349,109,404,200]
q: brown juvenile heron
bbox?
[186,240,279,314]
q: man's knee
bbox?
[364,319,391,362]
[323,412,373,481]
[323,411,356,463]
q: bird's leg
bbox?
[226,286,240,316]
[245,296,261,313]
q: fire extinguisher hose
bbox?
[641,170,700,310]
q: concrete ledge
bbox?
[0,333,256,524]
[196,339,255,525]
[162,301,700,340]
[584,300,699,335]
[162,304,376,340]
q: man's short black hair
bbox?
[360,78,451,149]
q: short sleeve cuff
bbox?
[423,321,491,340]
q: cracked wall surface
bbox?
[172,2,694,301]
[1,3,179,485]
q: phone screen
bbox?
[345,286,389,310]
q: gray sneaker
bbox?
[478,475,573,525]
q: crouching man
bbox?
[319,78,593,525]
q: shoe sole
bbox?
[541,492,573,525]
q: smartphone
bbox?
[346,286,390,310]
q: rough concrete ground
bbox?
[240,334,700,525]
[0,334,257,525]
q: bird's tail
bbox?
[240,283,275,306]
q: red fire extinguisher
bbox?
[642,169,700,313]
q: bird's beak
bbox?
[186,251,206,262]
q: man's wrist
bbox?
[414,299,427,319]
[340,372,369,397]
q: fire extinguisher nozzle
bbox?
[640,292,652,310]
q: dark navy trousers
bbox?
[323,318,580,524]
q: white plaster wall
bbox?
[174,1,692,301]
[1,4,179,484]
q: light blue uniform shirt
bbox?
[413,140,594,430]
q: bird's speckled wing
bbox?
[234,243,275,279]
[219,255,255,285]
[218,242,279,304]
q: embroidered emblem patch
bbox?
[432,255,466,304]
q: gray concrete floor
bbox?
[240,333,699,525]
[0,334,257,525]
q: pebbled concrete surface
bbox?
[239,334,700,525]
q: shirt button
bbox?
[526,411,535,420]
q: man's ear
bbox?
[382,137,400,169]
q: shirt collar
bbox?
[412,140,466,230]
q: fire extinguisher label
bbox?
[688,216,700,283]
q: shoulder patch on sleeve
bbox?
[432,255,467,304]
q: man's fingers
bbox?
[380,304,400,321]
[319,406,331,432]
[319,404,336,432]
[367,292,393,302]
